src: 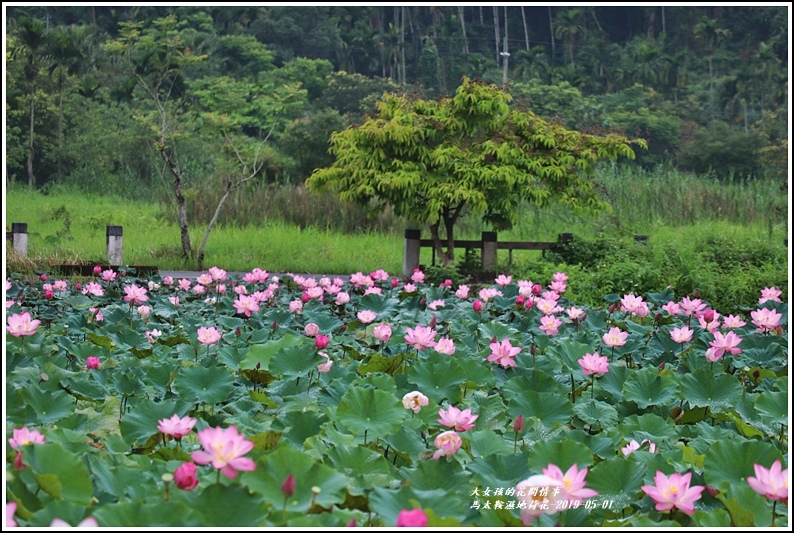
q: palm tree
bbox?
[663,50,691,104]
[11,16,50,188]
[553,9,585,66]
[693,15,731,119]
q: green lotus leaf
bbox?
[25,444,93,505]
[754,391,788,426]
[119,398,183,446]
[468,429,513,457]
[680,367,743,413]
[269,345,321,380]
[173,364,235,405]
[335,387,407,440]
[239,333,306,370]
[573,398,619,429]
[527,438,595,473]
[588,457,647,512]
[622,367,680,409]
[189,484,268,526]
[704,440,784,494]
[325,444,395,495]
[406,353,466,404]
[507,389,573,426]
[20,386,75,424]
[91,500,204,527]
[241,445,349,512]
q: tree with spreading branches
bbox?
[307,77,646,266]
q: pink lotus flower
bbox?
[396,508,428,527]
[642,471,705,515]
[304,323,320,337]
[751,307,782,333]
[50,517,98,527]
[455,285,470,299]
[162,276,174,286]
[233,295,260,318]
[515,474,565,525]
[82,281,105,297]
[6,312,41,337]
[315,334,330,350]
[317,351,333,373]
[373,323,392,342]
[370,269,389,282]
[86,356,101,370]
[536,298,562,315]
[747,460,788,503]
[53,279,67,292]
[578,352,609,376]
[9,426,46,450]
[759,286,782,304]
[196,273,213,286]
[549,280,567,293]
[539,315,562,336]
[438,405,478,431]
[698,310,721,332]
[403,283,417,293]
[137,305,152,320]
[680,296,707,317]
[495,274,512,286]
[621,439,642,456]
[472,299,483,313]
[553,272,568,283]
[178,278,192,291]
[208,266,227,281]
[620,293,645,314]
[364,286,383,296]
[402,391,430,413]
[191,425,256,479]
[357,310,377,324]
[100,269,117,282]
[174,461,199,490]
[289,300,303,313]
[662,301,682,316]
[542,463,598,505]
[158,414,197,440]
[721,314,746,328]
[335,292,350,305]
[708,330,742,358]
[487,338,521,367]
[234,285,248,295]
[9,426,46,470]
[7,502,18,527]
[567,307,586,321]
[478,287,502,302]
[427,299,445,310]
[432,430,462,459]
[123,284,149,305]
[197,326,222,345]
[146,329,163,343]
[433,337,456,356]
[404,325,437,351]
[670,326,694,344]
[602,327,628,348]
[411,268,425,284]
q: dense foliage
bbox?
[5,6,789,203]
[307,77,645,265]
[4,267,789,527]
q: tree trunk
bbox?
[492,7,500,65]
[521,7,529,50]
[158,145,193,259]
[27,90,35,189]
[548,7,556,65]
[458,6,469,54]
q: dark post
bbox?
[403,229,421,277]
[11,223,28,257]
[482,231,498,272]
[106,225,123,266]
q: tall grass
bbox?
[5,163,788,276]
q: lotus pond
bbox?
[4,267,789,527]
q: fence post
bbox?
[11,223,28,257]
[481,231,497,272]
[106,225,123,266]
[403,229,421,277]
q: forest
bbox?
[4,5,789,203]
